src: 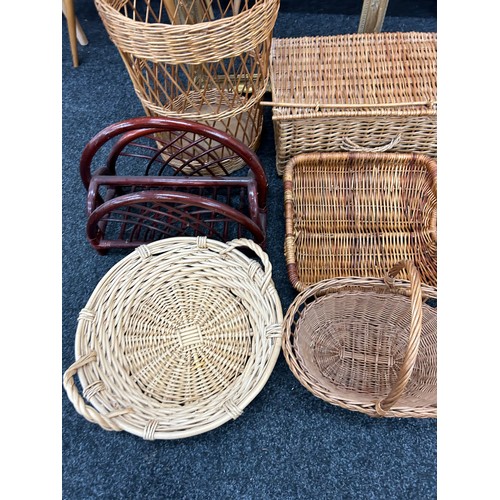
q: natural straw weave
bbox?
[282,260,437,418]
[63,237,282,439]
[94,0,280,167]
[268,32,437,174]
[284,152,437,291]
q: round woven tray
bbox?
[282,261,437,418]
[63,237,283,439]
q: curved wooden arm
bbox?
[80,117,268,210]
[86,190,266,247]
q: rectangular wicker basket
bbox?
[269,32,437,175]
[283,152,438,291]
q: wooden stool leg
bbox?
[62,0,79,67]
[75,16,89,47]
[358,0,389,33]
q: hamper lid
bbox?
[269,32,437,118]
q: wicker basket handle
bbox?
[375,260,423,415]
[222,238,273,291]
[63,352,128,432]
[341,135,401,153]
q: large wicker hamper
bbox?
[268,32,437,174]
[63,237,282,439]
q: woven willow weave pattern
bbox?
[63,237,282,439]
[269,32,437,174]
[282,261,437,418]
[94,0,280,170]
[284,152,437,291]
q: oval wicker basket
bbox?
[63,237,283,439]
[282,261,437,418]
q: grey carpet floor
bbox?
[62,2,437,498]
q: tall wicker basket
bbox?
[282,261,437,418]
[268,32,437,174]
[63,237,283,439]
[94,0,279,172]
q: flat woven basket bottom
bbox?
[67,237,282,439]
[285,289,437,418]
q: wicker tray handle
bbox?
[221,237,273,292]
[63,352,129,432]
[341,134,401,153]
[375,260,423,415]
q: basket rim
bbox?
[96,0,275,32]
[137,87,267,122]
[269,106,437,120]
[95,0,279,63]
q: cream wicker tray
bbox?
[63,237,283,439]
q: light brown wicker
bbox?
[284,152,437,291]
[94,0,280,170]
[267,32,437,174]
[282,260,437,418]
[63,237,283,439]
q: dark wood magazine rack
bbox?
[80,117,268,253]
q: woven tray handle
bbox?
[375,260,424,416]
[63,352,126,432]
[341,134,401,153]
[222,238,273,291]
